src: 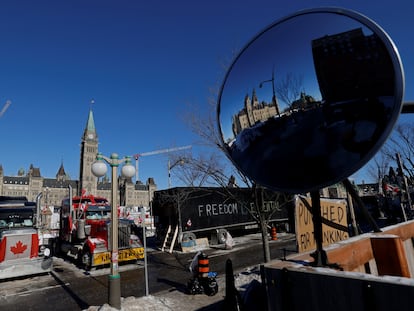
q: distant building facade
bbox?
[232,89,280,137]
[312,27,394,102]
[0,109,156,207]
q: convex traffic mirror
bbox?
[217,8,404,193]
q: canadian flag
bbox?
[384,183,401,193]
[186,219,192,228]
[0,234,38,262]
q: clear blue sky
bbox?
[0,0,413,190]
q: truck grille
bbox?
[106,222,133,249]
[118,222,131,249]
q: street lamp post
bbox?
[259,67,280,116]
[91,152,135,310]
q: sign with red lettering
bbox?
[295,195,349,253]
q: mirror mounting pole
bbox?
[309,191,328,266]
[402,101,414,113]
[309,191,342,270]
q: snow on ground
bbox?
[86,295,180,311]
[85,233,279,310]
[234,265,262,292]
[84,266,261,311]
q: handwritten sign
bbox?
[295,195,349,253]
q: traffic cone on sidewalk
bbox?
[271,225,278,240]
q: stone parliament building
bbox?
[0,109,156,208]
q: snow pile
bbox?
[84,266,261,311]
[234,265,262,294]
[86,295,179,311]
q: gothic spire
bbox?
[86,109,95,131]
[83,99,97,140]
[56,162,69,181]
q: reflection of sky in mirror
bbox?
[219,12,374,141]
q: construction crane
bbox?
[0,100,11,118]
[133,145,192,182]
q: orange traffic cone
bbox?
[271,226,278,240]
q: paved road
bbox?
[0,233,296,311]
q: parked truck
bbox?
[0,195,53,280]
[152,187,292,252]
[57,193,144,270]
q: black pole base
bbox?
[310,250,342,270]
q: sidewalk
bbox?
[88,267,255,311]
[84,269,227,310]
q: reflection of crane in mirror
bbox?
[133,145,192,183]
[0,100,11,118]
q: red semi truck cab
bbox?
[59,194,144,269]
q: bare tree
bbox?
[373,123,414,182]
[275,72,304,110]
[174,86,293,263]
[386,124,414,180]
[366,153,391,183]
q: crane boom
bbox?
[134,145,192,182]
[134,145,192,159]
[0,100,11,118]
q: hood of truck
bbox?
[87,237,107,251]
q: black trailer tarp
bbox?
[152,187,291,233]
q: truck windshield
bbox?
[0,208,34,229]
[86,207,111,220]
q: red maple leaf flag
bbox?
[10,240,28,254]
[5,235,32,260]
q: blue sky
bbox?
[0,0,413,190]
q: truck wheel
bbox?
[52,239,61,257]
[182,232,196,243]
[80,248,92,271]
[217,229,228,244]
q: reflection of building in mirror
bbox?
[232,89,280,136]
[290,92,319,111]
[231,89,320,137]
[312,28,394,103]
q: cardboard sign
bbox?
[295,195,349,253]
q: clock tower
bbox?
[79,108,99,195]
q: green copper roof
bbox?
[86,109,96,132]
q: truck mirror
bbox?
[217,8,404,193]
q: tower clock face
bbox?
[88,133,94,139]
